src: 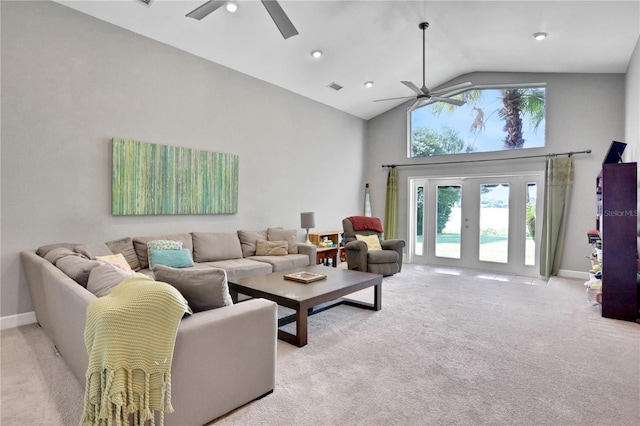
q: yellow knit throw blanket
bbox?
[82,275,190,426]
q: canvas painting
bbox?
[112,138,238,215]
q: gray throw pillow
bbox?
[105,237,141,271]
[36,242,81,257]
[153,265,233,313]
[44,247,80,264]
[56,256,103,287]
[86,264,133,297]
[191,232,243,262]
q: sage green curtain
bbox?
[384,167,398,239]
[540,157,574,278]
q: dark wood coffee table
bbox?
[228,265,382,347]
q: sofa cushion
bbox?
[86,263,134,297]
[56,256,103,287]
[356,234,382,251]
[248,254,310,272]
[44,247,79,264]
[198,259,273,282]
[133,233,193,269]
[153,265,233,313]
[191,232,243,262]
[74,242,114,259]
[237,229,268,257]
[149,249,195,269]
[267,228,298,254]
[105,237,141,271]
[96,253,135,273]
[255,239,288,256]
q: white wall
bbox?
[364,72,627,275]
[1,1,366,317]
[624,35,640,161]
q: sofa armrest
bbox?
[344,240,369,272]
[297,243,317,266]
[168,298,277,425]
[381,239,406,272]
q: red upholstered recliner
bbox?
[342,216,405,276]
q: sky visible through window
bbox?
[410,87,546,156]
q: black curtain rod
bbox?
[381,149,592,168]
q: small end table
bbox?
[316,246,338,267]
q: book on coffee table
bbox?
[283,271,327,283]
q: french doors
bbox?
[409,173,543,276]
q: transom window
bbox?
[408,85,546,158]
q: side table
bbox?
[316,247,338,267]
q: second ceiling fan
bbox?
[375,22,472,110]
[186,0,298,39]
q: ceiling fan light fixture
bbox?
[533,32,548,41]
[225,1,238,13]
[364,81,374,88]
[310,50,323,59]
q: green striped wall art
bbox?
[112,138,238,215]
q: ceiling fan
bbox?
[186,0,299,40]
[375,22,472,110]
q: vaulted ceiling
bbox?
[55,0,640,120]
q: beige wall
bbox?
[1,1,366,317]
[365,72,628,274]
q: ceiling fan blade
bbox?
[408,99,426,112]
[431,81,473,95]
[261,0,299,39]
[431,96,466,106]
[373,95,416,103]
[186,0,226,20]
[401,81,423,95]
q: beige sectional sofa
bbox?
[21,228,316,425]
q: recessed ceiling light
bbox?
[533,32,548,41]
[310,50,323,59]
[225,1,238,13]
[364,81,374,88]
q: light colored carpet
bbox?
[2,264,639,425]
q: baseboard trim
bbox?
[1,311,37,330]
[558,269,589,280]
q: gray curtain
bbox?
[540,156,574,278]
[384,167,398,239]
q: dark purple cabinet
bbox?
[597,162,638,321]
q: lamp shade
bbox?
[300,212,316,229]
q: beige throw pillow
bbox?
[356,234,382,251]
[96,253,135,273]
[255,239,288,256]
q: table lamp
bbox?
[300,212,315,244]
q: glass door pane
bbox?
[415,186,424,256]
[525,182,537,266]
[435,185,461,259]
[479,183,509,263]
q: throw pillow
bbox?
[36,242,81,258]
[132,233,193,269]
[96,253,134,273]
[56,256,103,287]
[44,247,79,264]
[105,237,141,271]
[86,263,135,298]
[147,239,183,251]
[74,242,114,259]
[255,239,288,256]
[148,249,194,269]
[153,265,233,312]
[267,228,298,254]
[237,229,268,257]
[356,234,382,251]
